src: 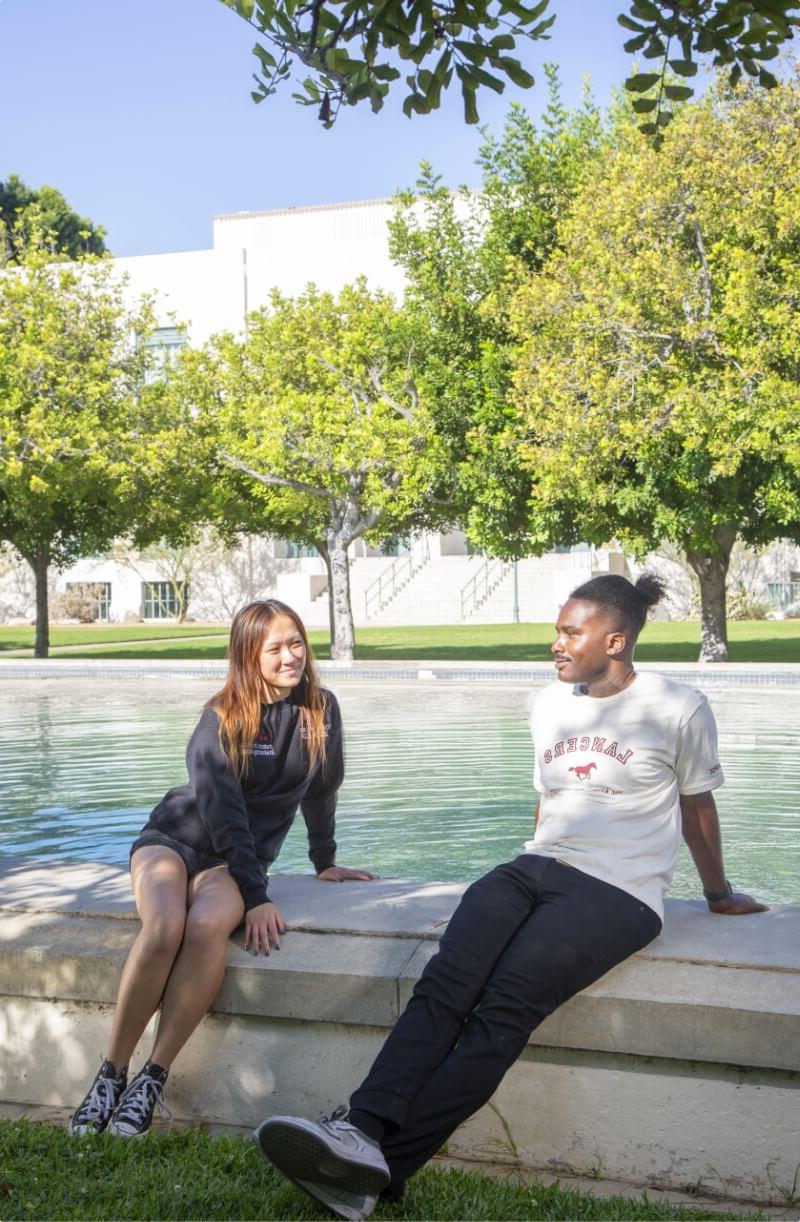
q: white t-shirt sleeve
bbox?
[675,696,724,795]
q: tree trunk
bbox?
[686,527,736,663]
[31,544,50,659]
[327,536,355,661]
[317,545,336,650]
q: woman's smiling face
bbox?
[259,613,307,698]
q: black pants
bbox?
[349,854,662,1188]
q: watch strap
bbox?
[703,880,733,903]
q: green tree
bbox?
[0,174,107,262]
[508,74,800,660]
[0,247,169,656]
[177,281,450,659]
[389,72,606,548]
[221,0,797,126]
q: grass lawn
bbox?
[0,1121,753,1221]
[3,619,799,663]
[0,624,227,652]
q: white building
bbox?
[0,197,677,628]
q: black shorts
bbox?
[129,831,227,880]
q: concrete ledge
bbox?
[2,854,799,1204]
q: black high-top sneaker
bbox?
[107,1061,172,1137]
[69,1060,128,1135]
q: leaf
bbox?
[463,84,479,124]
[759,68,779,87]
[632,96,658,112]
[402,92,425,117]
[618,14,647,32]
[254,43,277,69]
[663,84,694,101]
[464,63,506,94]
[489,33,516,49]
[624,33,649,52]
[529,14,556,35]
[630,0,662,21]
[667,58,698,76]
[454,39,489,65]
[498,57,535,88]
[433,49,452,84]
[643,36,666,58]
[624,72,660,92]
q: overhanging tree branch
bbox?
[221,450,335,498]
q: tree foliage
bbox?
[175,280,451,658]
[0,174,108,262]
[220,0,798,126]
[0,246,177,655]
[389,72,607,550]
[508,73,800,660]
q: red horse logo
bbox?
[568,762,597,781]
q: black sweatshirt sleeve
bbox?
[186,709,270,911]
[300,692,344,873]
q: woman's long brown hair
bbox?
[208,600,328,780]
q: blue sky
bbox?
[2,0,633,256]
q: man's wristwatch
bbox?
[703,881,733,903]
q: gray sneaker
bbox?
[293,1178,377,1221]
[254,1107,390,1201]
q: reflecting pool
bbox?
[1,678,798,904]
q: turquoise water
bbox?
[1,678,798,904]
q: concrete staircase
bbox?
[272,546,624,629]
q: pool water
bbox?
[1,678,798,905]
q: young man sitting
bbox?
[254,574,767,1221]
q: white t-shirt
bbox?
[526,672,724,920]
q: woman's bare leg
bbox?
[104,846,188,1071]
[148,865,245,1069]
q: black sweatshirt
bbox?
[138,690,343,910]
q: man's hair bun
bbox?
[634,574,665,608]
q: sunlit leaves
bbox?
[0,245,178,652]
[509,73,800,584]
[221,0,797,129]
[619,1,796,141]
[220,0,552,125]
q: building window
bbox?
[277,539,319,559]
[64,582,112,621]
[141,581,187,619]
[143,326,187,381]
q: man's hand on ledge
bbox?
[708,891,769,915]
[317,865,379,882]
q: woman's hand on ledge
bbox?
[317,865,379,882]
[708,891,769,915]
[244,900,287,954]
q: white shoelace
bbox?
[323,1104,351,1128]
[115,1074,173,1126]
[76,1076,119,1122]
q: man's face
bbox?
[551,598,623,686]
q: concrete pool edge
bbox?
[2,657,800,684]
[2,854,799,1205]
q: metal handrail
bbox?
[364,539,431,620]
[460,557,511,619]
[766,580,800,610]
